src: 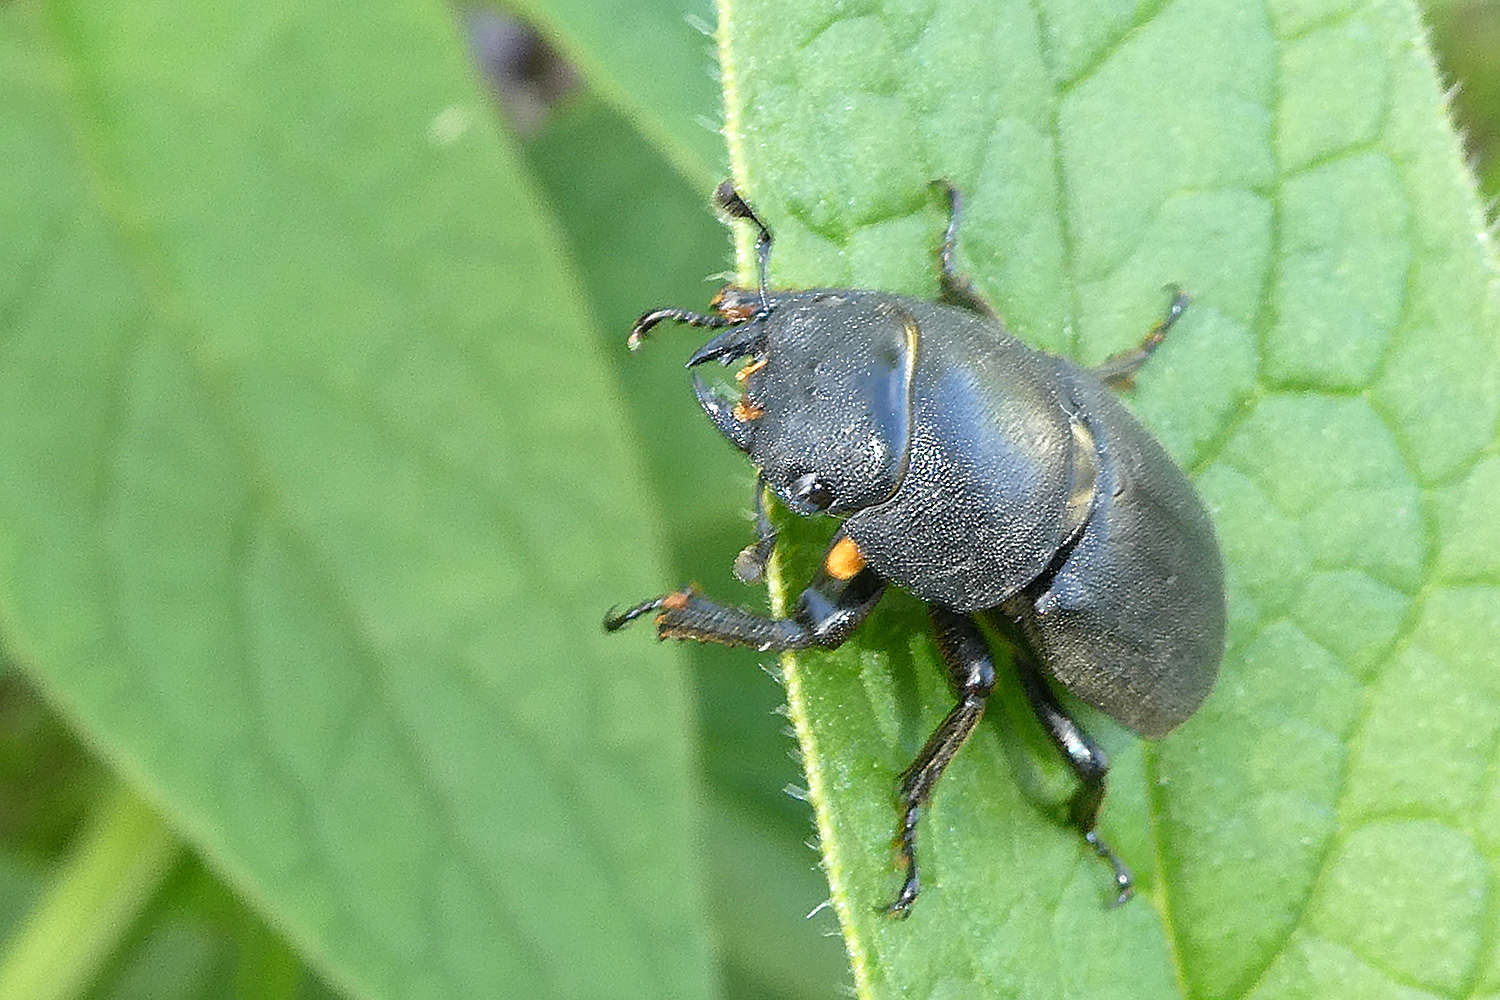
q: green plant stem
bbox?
[0,781,179,1000]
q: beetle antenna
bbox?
[714,181,773,313]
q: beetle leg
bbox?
[713,181,774,313]
[628,307,735,351]
[1093,286,1191,388]
[605,560,885,651]
[886,606,997,916]
[1014,654,1135,906]
[930,180,998,319]
[733,477,778,585]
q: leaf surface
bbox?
[715,0,1500,995]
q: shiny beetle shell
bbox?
[704,287,1224,737]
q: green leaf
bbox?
[512,0,725,184]
[0,1,712,998]
[715,0,1500,996]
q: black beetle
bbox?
[606,181,1225,915]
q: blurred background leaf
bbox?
[495,0,725,183]
[0,0,715,996]
[1,0,1498,999]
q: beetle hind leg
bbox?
[1015,654,1134,906]
[886,606,997,916]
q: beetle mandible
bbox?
[606,181,1226,915]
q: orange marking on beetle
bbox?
[825,536,866,580]
[734,399,765,421]
[735,356,767,382]
[661,590,692,611]
[712,287,759,321]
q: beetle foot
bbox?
[883,798,922,917]
[1085,829,1135,907]
[733,528,777,585]
[602,589,696,632]
[733,543,767,584]
[884,865,920,919]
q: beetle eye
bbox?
[790,473,835,513]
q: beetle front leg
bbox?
[605,552,886,651]
[732,476,777,585]
[886,606,997,916]
[1015,654,1134,906]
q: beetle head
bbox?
[689,291,918,517]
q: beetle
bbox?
[606,181,1226,915]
